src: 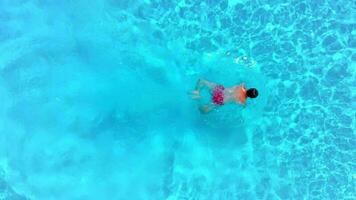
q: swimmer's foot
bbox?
[192,95,201,99]
[188,90,199,95]
[199,105,211,113]
[188,90,201,99]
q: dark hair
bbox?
[246,88,258,98]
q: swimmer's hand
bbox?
[240,83,246,89]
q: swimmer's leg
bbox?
[188,90,201,99]
[195,79,218,91]
[199,104,217,114]
[190,79,218,101]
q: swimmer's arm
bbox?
[241,98,246,105]
[237,100,246,107]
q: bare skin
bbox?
[189,79,247,113]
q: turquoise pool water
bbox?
[0,0,355,199]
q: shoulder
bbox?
[238,86,247,104]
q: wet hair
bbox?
[246,88,258,98]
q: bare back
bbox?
[224,85,247,105]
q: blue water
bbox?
[0,0,355,199]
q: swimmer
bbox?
[189,79,258,113]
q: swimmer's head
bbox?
[246,88,258,98]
